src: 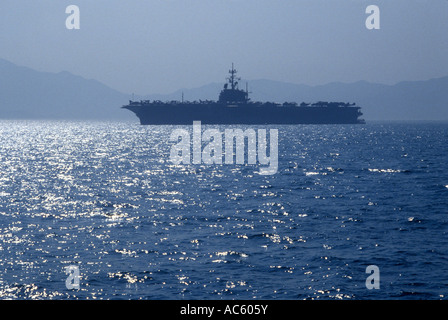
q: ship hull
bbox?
[122,103,364,125]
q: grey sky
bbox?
[1,0,447,94]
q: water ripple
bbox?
[0,121,447,299]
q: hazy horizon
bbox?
[1,1,448,95]
[3,56,448,98]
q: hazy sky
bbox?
[1,0,448,94]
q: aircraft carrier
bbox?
[122,65,365,125]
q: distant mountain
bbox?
[1,58,447,121]
[0,58,133,120]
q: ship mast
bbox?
[227,63,241,90]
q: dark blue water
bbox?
[0,120,447,300]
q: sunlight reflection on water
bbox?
[0,120,447,299]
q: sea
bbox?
[0,120,447,300]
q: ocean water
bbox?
[0,120,447,300]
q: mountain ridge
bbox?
[1,58,447,121]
